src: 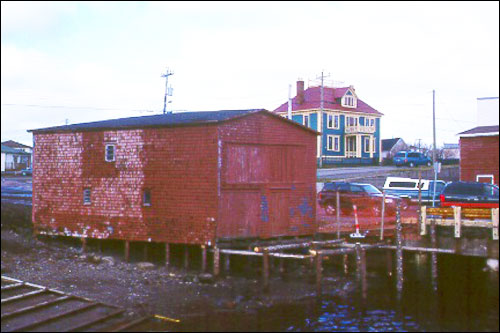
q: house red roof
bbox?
[273,86,383,116]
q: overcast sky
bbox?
[2,1,499,147]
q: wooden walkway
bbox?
[1,276,178,332]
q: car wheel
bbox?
[409,162,415,167]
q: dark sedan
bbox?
[440,181,499,208]
[318,182,406,216]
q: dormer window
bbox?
[343,90,357,108]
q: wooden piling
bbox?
[184,246,189,270]
[453,206,462,238]
[213,246,220,277]
[492,208,499,241]
[418,170,422,238]
[165,243,170,268]
[201,245,207,272]
[336,191,341,239]
[81,237,87,253]
[420,206,427,236]
[386,250,393,277]
[124,241,130,262]
[262,249,270,292]
[395,203,403,297]
[143,243,148,261]
[380,192,386,240]
[224,254,230,272]
[343,254,349,275]
[279,258,285,276]
[315,252,323,297]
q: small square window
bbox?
[105,144,115,162]
[83,188,91,205]
[143,189,151,206]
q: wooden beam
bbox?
[1,296,70,320]
[492,208,499,241]
[420,206,427,236]
[454,206,462,238]
[1,289,47,304]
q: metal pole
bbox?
[432,90,438,207]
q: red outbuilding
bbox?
[28,110,318,248]
[458,125,499,185]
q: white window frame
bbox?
[105,144,116,162]
[327,135,341,152]
[83,188,91,205]
[364,137,371,153]
[327,114,340,129]
[346,116,358,127]
[476,174,494,184]
[303,115,310,128]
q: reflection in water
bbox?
[285,252,498,332]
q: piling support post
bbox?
[262,249,270,292]
[430,217,438,291]
[124,241,130,262]
[343,254,349,275]
[184,245,189,270]
[200,245,207,272]
[224,254,230,273]
[492,208,499,241]
[143,243,148,261]
[386,249,393,277]
[315,252,323,297]
[165,243,170,268]
[418,170,422,238]
[395,203,403,298]
[213,246,220,277]
[420,206,427,236]
[453,206,461,238]
[279,257,285,277]
[81,237,87,253]
[336,191,341,239]
[380,192,386,240]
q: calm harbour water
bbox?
[285,252,499,332]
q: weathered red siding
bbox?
[32,112,317,245]
[459,135,499,184]
[217,113,317,239]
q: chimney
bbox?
[296,79,305,105]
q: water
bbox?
[285,252,499,332]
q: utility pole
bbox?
[317,71,330,168]
[161,68,174,114]
[432,90,438,207]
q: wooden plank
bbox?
[1,289,47,304]
[10,302,98,332]
[65,308,125,332]
[1,282,24,291]
[1,296,71,320]
[110,316,149,332]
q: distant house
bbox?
[381,138,407,160]
[441,143,460,160]
[1,140,33,169]
[1,144,31,172]
[458,125,499,185]
[274,80,383,165]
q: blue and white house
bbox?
[274,80,383,165]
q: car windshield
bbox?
[395,152,405,158]
[322,183,337,191]
[360,184,382,194]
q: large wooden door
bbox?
[268,190,290,237]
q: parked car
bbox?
[393,151,432,167]
[383,177,446,206]
[440,181,499,208]
[16,167,32,176]
[318,181,405,216]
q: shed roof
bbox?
[28,109,319,135]
[1,140,32,149]
[458,125,499,137]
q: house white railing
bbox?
[345,125,376,134]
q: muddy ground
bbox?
[1,201,364,331]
